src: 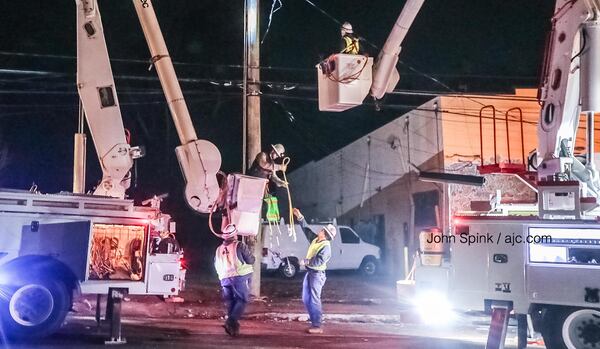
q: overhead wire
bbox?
[261,0,283,44]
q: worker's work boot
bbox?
[232,321,240,337]
[306,327,323,334]
[223,319,236,337]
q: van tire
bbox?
[359,256,378,276]
[279,258,299,279]
[0,276,71,340]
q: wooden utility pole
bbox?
[243,0,262,297]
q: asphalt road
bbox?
[2,274,545,348]
[6,316,489,349]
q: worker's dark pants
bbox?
[302,270,326,328]
[221,274,251,324]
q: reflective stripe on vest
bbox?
[342,36,359,54]
[305,238,330,271]
[215,241,254,280]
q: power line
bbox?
[0,67,544,106]
[0,51,541,82]
[0,51,313,73]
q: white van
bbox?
[261,220,381,278]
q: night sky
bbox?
[0,1,554,263]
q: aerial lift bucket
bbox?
[226,174,268,236]
[317,54,373,112]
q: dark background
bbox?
[0,0,554,270]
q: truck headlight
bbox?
[413,289,455,325]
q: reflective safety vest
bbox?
[215,241,254,280]
[264,194,280,223]
[342,36,360,54]
[305,238,331,271]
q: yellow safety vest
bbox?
[306,238,331,271]
[342,36,360,54]
[215,241,254,280]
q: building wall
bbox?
[437,89,540,219]
[288,98,443,220]
[340,155,444,279]
[439,89,540,165]
[288,89,542,278]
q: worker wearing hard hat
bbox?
[340,22,360,55]
[248,143,288,187]
[293,208,337,334]
[214,224,255,337]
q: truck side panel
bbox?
[19,220,90,280]
[0,213,90,280]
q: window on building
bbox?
[340,227,360,244]
[413,190,439,227]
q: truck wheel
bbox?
[279,259,298,279]
[0,277,71,340]
[540,307,600,349]
[359,256,378,276]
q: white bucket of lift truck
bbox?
[227,174,268,236]
[419,228,443,266]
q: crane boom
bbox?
[370,0,425,100]
[537,0,600,201]
[76,0,143,198]
[132,0,222,213]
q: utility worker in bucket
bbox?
[292,208,337,334]
[248,143,288,187]
[214,224,255,337]
[340,22,361,55]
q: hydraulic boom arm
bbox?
[132,0,223,213]
[370,0,425,100]
[537,0,600,198]
[76,0,143,198]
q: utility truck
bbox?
[0,0,265,340]
[412,1,600,349]
[318,1,600,348]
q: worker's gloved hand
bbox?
[280,163,288,172]
[292,208,303,220]
[299,258,307,267]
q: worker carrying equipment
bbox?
[340,22,360,55]
[214,224,255,337]
[248,144,288,187]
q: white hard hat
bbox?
[271,144,285,157]
[341,22,353,34]
[221,224,238,240]
[322,224,337,240]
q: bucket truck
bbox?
[411,1,600,348]
[317,0,424,111]
[0,0,264,340]
[315,0,600,347]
